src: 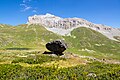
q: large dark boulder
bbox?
[45,40,67,55]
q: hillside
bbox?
[0,24,120,59]
[0,24,61,50]
[65,27,120,60]
[0,24,120,79]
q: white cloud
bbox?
[20,4,26,6]
[20,0,39,12]
[20,3,32,11]
[24,6,31,11]
[32,10,37,13]
[23,0,32,3]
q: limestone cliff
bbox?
[27,13,120,41]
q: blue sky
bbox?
[0,0,120,28]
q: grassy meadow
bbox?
[0,24,120,79]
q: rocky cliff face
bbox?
[27,13,120,41]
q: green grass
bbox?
[0,24,120,60]
[12,54,66,64]
[64,27,120,60]
[0,24,61,49]
[0,61,120,80]
[0,24,120,79]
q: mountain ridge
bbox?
[27,13,120,41]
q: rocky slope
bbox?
[27,13,120,41]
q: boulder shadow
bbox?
[43,51,64,56]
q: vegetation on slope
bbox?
[0,24,120,79]
[64,27,120,60]
[0,24,61,49]
[0,24,120,59]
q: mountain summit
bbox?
[27,13,120,41]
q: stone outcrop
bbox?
[28,13,97,29]
[27,13,120,41]
[45,40,67,55]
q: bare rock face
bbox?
[27,13,120,41]
[45,40,67,55]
